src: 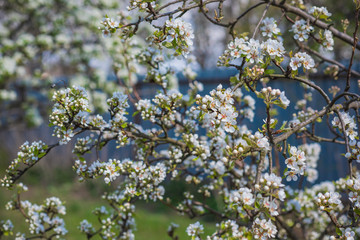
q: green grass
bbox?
[135,207,216,239]
[0,182,217,239]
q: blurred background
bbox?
[1,0,360,238]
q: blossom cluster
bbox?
[78,219,95,235]
[127,0,156,11]
[0,219,13,237]
[322,30,334,51]
[260,17,281,38]
[207,159,226,176]
[136,90,183,127]
[252,218,277,239]
[151,19,194,56]
[345,140,360,162]
[227,187,255,209]
[186,221,204,239]
[6,197,67,237]
[196,84,238,133]
[284,146,307,181]
[107,92,130,146]
[100,17,120,38]
[315,192,342,212]
[300,143,321,183]
[256,173,286,201]
[291,19,314,42]
[50,86,90,144]
[244,65,265,82]
[136,99,160,123]
[182,133,211,162]
[261,39,286,60]
[74,158,167,201]
[346,176,360,213]
[338,228,356,240]
[73,136,93,155]
[332,111,358,140]
[253,131,270,150]
[309,6,332,19]
[50,86,90,127]
[257,86,290,109]
[254,173,286,220]
[289,52,315,71]
[1,141,47,188]
[218,37,285,66]
[209,220,249,239]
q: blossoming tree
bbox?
[0,0,125,128]
[1,0,360,239]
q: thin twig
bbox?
[252,2,271,39]
[345,6,360,91]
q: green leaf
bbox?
[255,91,265,100]
[244,84,250,92]
[176,48,182,55]
[354,208,360,216]
[242,135,254,147]
[273,100,287,109]
[280,121,287,130]
[132,111,139,117]
[230,76,238,84]
[264,69,275,75]
[264,210,275,221]
[244,204,254,210]
[270,119,278,129]
[162,42,173,48]
[335,227,342,236]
